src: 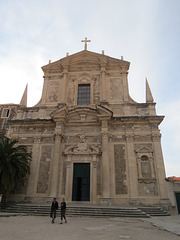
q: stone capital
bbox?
[126,133,134,142]
[92,156,98,168]
[101,131,108,139]
[101,119,108,128]
[65,158,72,168]
[33,136,41,143]
[92,161,98,168]
[100,67,106,73]
[152,133,161,141]
[63,69,68,75]
[54,132,62,141]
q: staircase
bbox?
[1,203,170,218]
[138,207,170,216]
[67,205,149,218]
[1,203,148,217]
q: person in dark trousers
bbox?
[50,198,58,223]
[60,198,67,224]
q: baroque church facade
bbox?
[0,40,170,207]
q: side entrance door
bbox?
[175,193,180,214]
[72,163,90,201]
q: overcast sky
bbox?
[0,0,180,177]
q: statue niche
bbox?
[141,155,152,179]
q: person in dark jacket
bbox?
[50,198,58,223]
[60,198,67,224]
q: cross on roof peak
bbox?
[81,37,91,50]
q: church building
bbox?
[0,39,170,207]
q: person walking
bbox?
[60,198,67,224]
[50,198,59,223]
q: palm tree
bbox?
[0,135,32,201]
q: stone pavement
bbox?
[0,213,180,240]
[141,215,180,236]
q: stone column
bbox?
[126,133,139,199]
[26,136,41,196]
[101,120,110,203]
[92,155,97,204]
[152,133,169,199]
[65,156,72,202]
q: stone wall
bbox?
[114,144,127,194]
[37,145,52,194]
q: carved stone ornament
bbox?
[65,158,72,168]
[54,132,62,141]
[63,143,101,155]
[138,179,156,184]
[61,135,69,143]
[92,159,98,168]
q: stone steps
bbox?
[1,203,170,218]
[1,203,148,218]
[138,207,170,216]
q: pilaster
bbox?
[126,133,139,198]
[65,156,73,202]
[101,120,110,200]
[122,71,129,102]
[92,155,98,204]
[149,156,155,178]
[41,73,49,105]
[26,136,41,196]
[49,121,63,197]
[152,133,169,199]
[62,69,68,103]
[100,60,108,103]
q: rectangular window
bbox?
[77,84,90,105]
[1,108,11,118]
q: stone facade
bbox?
[166,178,180,213]
[0,47,170,207]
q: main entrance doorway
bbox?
[72,163,90,201]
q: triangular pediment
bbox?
[42,50,130,72]
[50,105,68,121]
[135,146,152,153]
[96,105,112,119]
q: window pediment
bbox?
[135,146,152,153]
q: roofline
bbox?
[42,50,130,70]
